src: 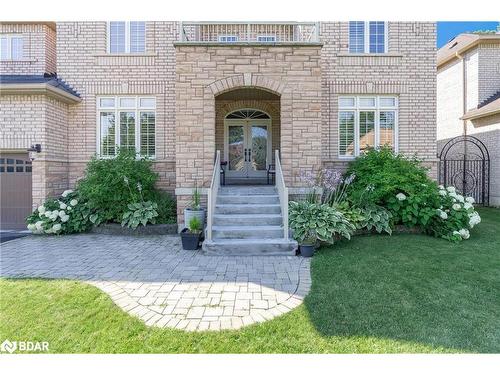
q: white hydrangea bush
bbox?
[430,185,481,241]
[26,190,94,235]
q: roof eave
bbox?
[437,38,500,68]
[461,108,500,121]
[0,83,81,104]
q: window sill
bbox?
[337,53,403,67]
[0,58,37,64]
[93,53,157,57]
[94,53,157,66]
[337,53,404,57]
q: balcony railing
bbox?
[180,22,319,43]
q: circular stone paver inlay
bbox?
[0,234,311,331]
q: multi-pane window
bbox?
[0,34,24,60]
[348,21,387,53]
[338,96,398,157]
[218,35,238,42]
[108,22,145,53]
[257,35,276,42]
[97,97,156,158]
[369,22,386,53]
[348,22,365,53]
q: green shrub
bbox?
[152,190,177,224]
[26,190,94,234]
[288,201,355,245]
[390,186,481,241]
[346,147,433,206]
[77,149,158,223]
[121,201,159,229]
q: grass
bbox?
[0,208,498,353]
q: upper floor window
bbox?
[257,35,276,42]
[338,96,398,158]
[0,34,24,60]
[97,96,156,158]
[108,22,145,54]
[218,35,239,42]
[348,21,387,53]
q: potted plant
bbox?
[181,216,203,250]
[288,201,355,258]
[184,185,205,229]
[298,230,316,257]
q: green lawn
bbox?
[1,208,499,353]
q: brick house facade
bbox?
[437,33,500,206]
[0,21,437,228]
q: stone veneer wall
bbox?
[0,23,56,75]
[320,22,437,176]
[56,22,178,191]
[175,45,323,221]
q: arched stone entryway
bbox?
[215,89,281,184]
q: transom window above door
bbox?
[348,21,387,53]
[97,96,156,158]
[338,96,398,158]
[225,109,270,119]
[108,22,145,53]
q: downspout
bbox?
[455,51,467,137]
[455,51,467,194]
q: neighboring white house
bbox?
[437,31,500,206]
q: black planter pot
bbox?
[300,244,315,257]
[180,228,202,250]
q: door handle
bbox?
[244,148,247,162]
[248,149,251,161]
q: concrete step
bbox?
[217,194,279,205]
[219,186,277,196]
[213,213,282,226]
[212,225,283,239]
[215,204,281,214]
[202,238,298,256]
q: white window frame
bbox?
[338,95,398,159]
[257,35,277,42]
[218,35,239,42]
[96,96,156,158]
[107,22,145,54]
[348,21,388,54]
[0,34,24,60]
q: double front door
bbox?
[225,119,271,179]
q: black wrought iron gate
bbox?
[438,135,490,206]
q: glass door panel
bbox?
[250,125,268,172]
[228,125,245,173]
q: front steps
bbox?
[202,185,297,256]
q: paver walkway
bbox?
[0,234,310,331]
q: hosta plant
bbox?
[288,201,355,245]
[121,201,159,229]
[360,204,393,235]
[26,190,94,235]
[334,201,366,230]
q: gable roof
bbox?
[0,74,81,103]
[437,33,500,68]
